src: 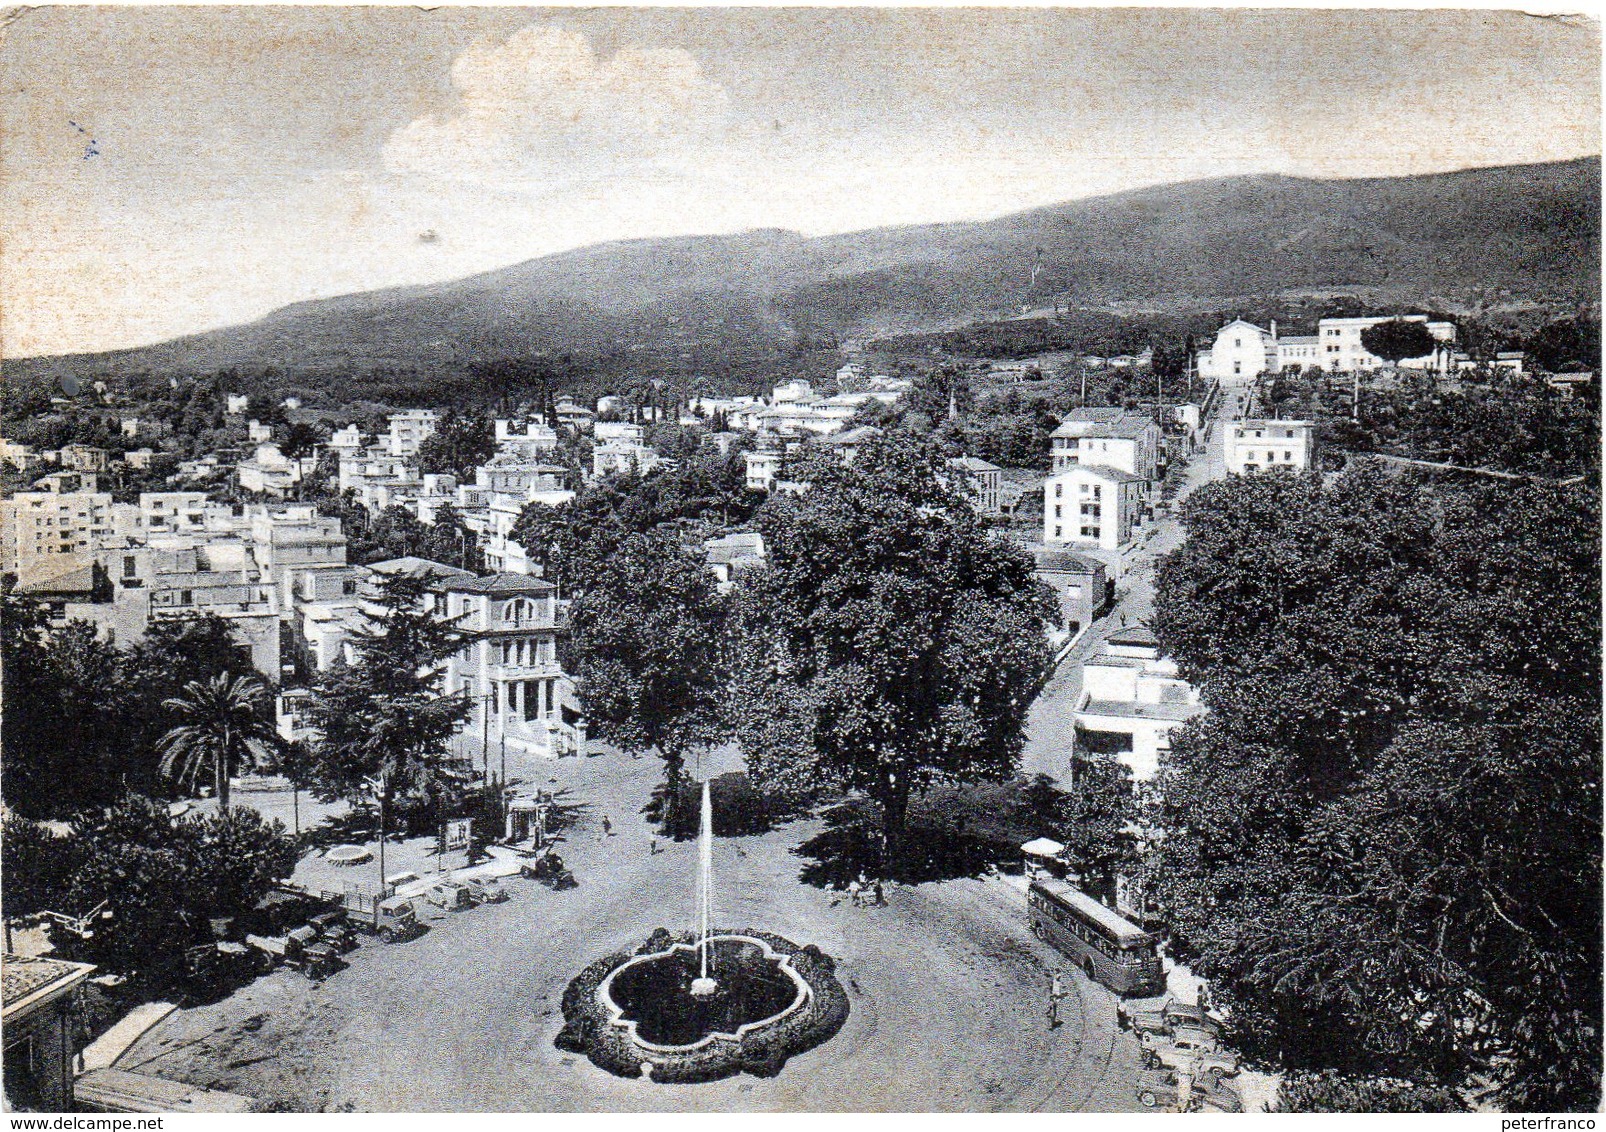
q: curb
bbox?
[82,1001,179,1072]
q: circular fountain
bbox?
[556,782,849,1082]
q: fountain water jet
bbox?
[690,779,717,998]
[556,773,850,1081]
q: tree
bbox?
[1359,319,1438,367]
[278,420,325,460]
[305,573,470,833]
[1150,464,1601,1109]
[731,437,1056,868]
[1273,1072,1465,1113]
[417,411,496,479]
[158,672,280,812]
[57,795,296,985]
[565,530,728,825]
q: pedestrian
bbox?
[1049,969,1067,1029]
[601,814,613,840]
[847,878,863,908]
[649,837,658,855]
[873,879,885,906]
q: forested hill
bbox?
[9,156,1598,379]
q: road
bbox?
[1021,383,1242,783]
[121,743,1149,1112]
[120,385,1251,1112]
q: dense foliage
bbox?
[4,797,297,985]
[305,574,471,831]
[1151,463,1601,1110]
[730,437,1057,864]
[564,530,729,804]
[507,442,757,594]
[1,605,267,817]
[1273,1072,1467,1113]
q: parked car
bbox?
[1119,996,1224,1039]
[309,911,358,953]
[1140,1027,1240,1083]
[1135,1068,1243,1112]
[463,878,509,905]
[1162,1000,1223,1038]
[425,879,475,912]
[521,851,576,890]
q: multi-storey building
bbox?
[1075,626,1203,781]
[1043,465,1144,550]
[139,492,209,535]
[0,492,116,574]
[385,410,439,458]
[1316,315,1456,373]
[592,441,660,479]
[1225,419,1314,475]
[429,573,586,758]
[494,419,559,459]
[948,456,1004,515]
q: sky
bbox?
[1,6,1599,358]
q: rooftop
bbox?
[435,572,557,596]
[1031,548,1103,575]
[2,953,96,1019]
[367,557,475,581]
[1081,419,1156,441]
[1059,464,1145,485]
[1078,698,1203,723]
[949,456,1003,473]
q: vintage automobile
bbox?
[1135,1068,1244,1112]
[1140,1026,1241,1084]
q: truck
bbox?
[312,889,424,943]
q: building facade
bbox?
[1043,465,1144,549]
[1225,419,1314,475]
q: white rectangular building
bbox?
[1043,465,1144,550]
[1225,419,1314,475]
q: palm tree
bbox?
[158,672,278,812]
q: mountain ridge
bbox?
[9,156,1598,376]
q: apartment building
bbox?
[1225,419,1314,475]
[1043,465,1144,550]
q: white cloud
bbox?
[382,27,730,187]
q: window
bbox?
[1054,483,1062,498]
[1079,483,1089,495]
[1234,338,1241,348]
[1233,362,1241,375]
[1092,485,1102,499]
[1053,526,1062,539]
[180,590,192,604]
[122,555,136,578]
[1080,525,1100,538]
[1054,505,1062,518]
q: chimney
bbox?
[1270,319,1277,340]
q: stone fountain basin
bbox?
[596,934,812,1053]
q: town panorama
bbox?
[0,5,1599,1118]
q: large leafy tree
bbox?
[565,530,728,819]
[732,437,1056,867]
[0,605,265,816]
[1359,318,1439,366]
[56,796,296,985]
[305,574,470,831]
[1150,462,1601,1109]
[507,447,758,594]
[417,410,496,480]
[158,672,280,813]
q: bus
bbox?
[1028,876,1165,997]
